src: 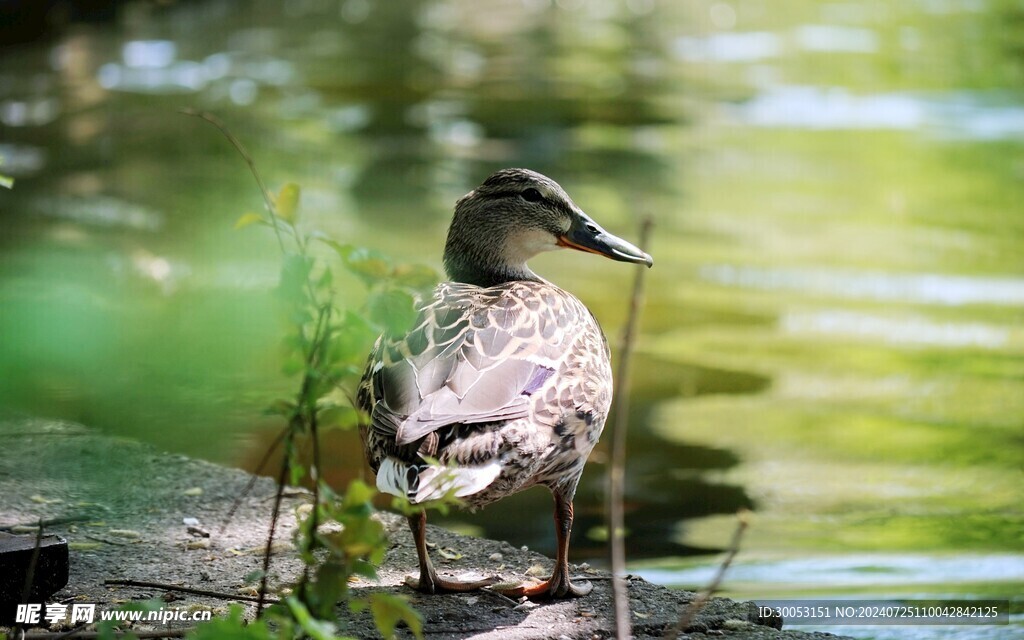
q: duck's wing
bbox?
[362,282,577,446]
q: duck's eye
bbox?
[520,188,544,203]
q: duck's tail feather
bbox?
[375,457,501,504]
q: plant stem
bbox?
[608,216,653,640]
[257,428,295,617]
[662,510,750,639]
[103,579,279,604]
[299,305,331,594]
[218,425,290,536]
[180,109,287,254]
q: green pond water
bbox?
[1,1,1021,636]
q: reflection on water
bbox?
[1,1,1021,628]
[730,85,1024,139]
[802,624,1023,640]
[0,143,47,171]
[636,553,1024,589]
[733,86,926,130]
[673,32,781,62]
[637,553,1024,639]
[700,265,1024,306]
[781,310,1014,349]
[793,25,879,53]
[672,24,883,63]
[33,194,164,231]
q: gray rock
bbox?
[0,419,851,639]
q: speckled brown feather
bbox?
[358,279,611,507]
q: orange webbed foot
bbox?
[405,572,500,594]
[490,571,593,599]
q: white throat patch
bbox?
[504,227,560,265]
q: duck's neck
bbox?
[443,238,540,287]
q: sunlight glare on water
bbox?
[635,553,1024,588]
[700,265,1024,307]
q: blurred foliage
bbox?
[177,129,441,638]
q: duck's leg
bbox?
[493,488,593,599]
[405,509,499,594]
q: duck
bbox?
[358,168,652,599]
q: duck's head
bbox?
[443,168,653,287]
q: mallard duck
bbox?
[359,168,652,599]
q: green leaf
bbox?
[370,593,424,640]
[342,247,392,284]
[335,512,385,559]
[349,597,369,614]
[392,263,439,291]
[280,332,305,357]
[318,404,359,430]
[328,311,378,365]
[234,212,265,230]
[0,173,14,189]
[277,253,313,306]
[306,559,349,619]
[317,266,334,290]
[317,237,354,260]
[390,496,417,517]
[281,354,304,376]
[264,398,296,417]
[368,288,417,335]
[289,307,314,327]
[351,558,379,580]
[317,481,340,503]
[289,461,307,487]
[275,183,300,223]
[285,596,344,640]
[343,479,375,510]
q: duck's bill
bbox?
[558,215,653,267]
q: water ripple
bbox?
[700,265,1024,307]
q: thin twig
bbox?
[20,520,44,600]
[103,578,279,604]
[180,109,286,254]
[83,535,131,546]
[0,514,94,532]
[608,217,653,640]
[661,510,750,639]
[259,310,338,619]
[257,430,294,617]
[300,304,331,593]
[16,520,46,637]
[217,424,290,536]
[479,587,520,608]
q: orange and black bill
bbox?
[558,213,653,267]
